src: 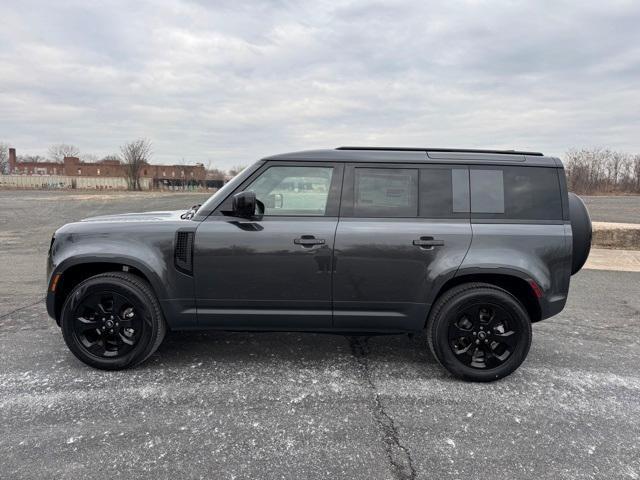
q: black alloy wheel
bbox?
[60,272,166,370]
[71,291,144,359]
[448,303,521,370]
[427,282,532,382]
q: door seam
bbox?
[330,164,347,327]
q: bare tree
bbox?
[633,155,640,192]
[18,154,47,163]
[101,154,121,163]
[206,168,226,180]
[203,160,225,180]
[81,153,100,163]
[48,144,80,162]
[227,165,246,177]
[565,147,639,194]
[120,139,152,190]
[0,142,9,174]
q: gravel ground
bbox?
[0,190,209,316]
[0,190,639,479]
[582,195,640,224]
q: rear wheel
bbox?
[426,283,532,382]
[60,272,166,370]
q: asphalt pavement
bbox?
[582,195,640,224]
[0,190,639,479]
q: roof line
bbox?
[336,146,544,156]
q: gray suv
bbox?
[46,147,592,381]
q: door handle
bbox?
[413,236,444,249]
[294,236,326,247]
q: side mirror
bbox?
[232,191,257,218]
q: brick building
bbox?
[7,148,206,187]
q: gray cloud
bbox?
[1,0,639,167]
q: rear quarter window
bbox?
[470,166,563,221]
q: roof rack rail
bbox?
[336,146,544,156]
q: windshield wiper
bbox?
[181,204,201,220]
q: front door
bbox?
[194,162,343,329]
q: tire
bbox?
[568,192,592,275]
[60,272,166,370]
[426,282,532,382]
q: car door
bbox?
[194,161,343,329]
[332,163,472,331]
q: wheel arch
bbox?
[49,257,166,325]
[428,271,542,325]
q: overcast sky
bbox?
[1,0,639,168]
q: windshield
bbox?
[194,162,261,219]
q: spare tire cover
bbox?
[568,193,592,275]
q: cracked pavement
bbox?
[1,190,639,479]
[350,336,417,480]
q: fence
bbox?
[0,175,151,190]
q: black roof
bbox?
[262,147,560,167]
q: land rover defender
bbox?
[46,147,592,381]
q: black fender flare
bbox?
[47,254,169,322]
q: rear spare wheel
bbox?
[568,192,592,275]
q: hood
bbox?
[80,210,186,223]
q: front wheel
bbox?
[60,272,166,370]
[426,283,532,382]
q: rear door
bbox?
[332,163,472,331]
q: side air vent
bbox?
[175,231,194,275]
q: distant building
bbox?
[7,148,207,188]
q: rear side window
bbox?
[470,167,562,220]
[354,168,418,217]
[420,168,469,218]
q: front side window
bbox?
[354,168,418,217]
[246,165,334,216]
